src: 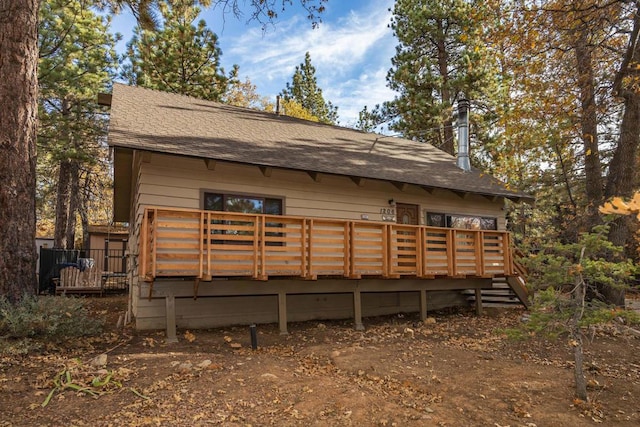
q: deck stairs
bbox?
[464,250,530,309]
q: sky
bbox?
[110,0,397,127]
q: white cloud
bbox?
[330,68,396,128]
[110,0,398,124]
[221,0,397,125]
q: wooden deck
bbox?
[140,207,516,282]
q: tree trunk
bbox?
[601,7,640,306]
[574,28,603,229]
[65,160,80,248]
[605,96,640,201]
[572,328,588,401]
[54,159,72,248]
[572,248,588,401]
[79,170,91,250]
[0,0,39,302]
[436,19,455,155]
[54,98,74,249]
[552,140,579,243]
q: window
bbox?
[426,212,446,228]
[204,193,283,215]
[426,212,497,230]
[203,192,284,246]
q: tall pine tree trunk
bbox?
[0,0,39,302]
[606,6,640,201]
[65,160,80,248]
[54,159,72,248]
[606,93,640,201]
[436,19,455,155]
[574,28,603,230]
[602,93,639,306]
[54,159,80,250]
[602,7,640,307]
[79,175,90,250]
[54,98,74,249]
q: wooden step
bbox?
[464,276,529,308]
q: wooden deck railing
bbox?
[140,207,516,281]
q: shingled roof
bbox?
[107,83,532,202]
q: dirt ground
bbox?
[1,296,639,427]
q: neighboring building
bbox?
[105,84,533,340]
[87,225,128,274]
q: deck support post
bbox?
[419,289,427,321]
[278,291,288,335]
[165,295,178,343]
[474,288,483,316]
[353,289,364,331]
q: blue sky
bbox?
[110,0,397,127]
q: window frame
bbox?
[426,211,498,231]
[201,191,285,246]
[202,191,285,216]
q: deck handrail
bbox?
[140,207,516,281]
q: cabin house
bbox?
[105,84,532,341]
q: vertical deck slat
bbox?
[388,225,396,276]
[418,227,425,277]
[256,215,263,279]
[199,211,204,279]
[344,222,359,279]
[301,218,307,278]
[383,224,389,277]
[307,218,314,279]
[477,231,485,276]
[141,209,149,278]
[344,222,350,277]
[151,208,158,278]
[206,212,212,277]
[447,229,455,276]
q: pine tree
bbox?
[386,0,491,154]
[280,52,338,124]
[123,0,234,101]
[38,0,119,249]
[0,0,39,301]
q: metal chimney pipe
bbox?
[456,98,471,172]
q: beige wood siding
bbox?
[135,153,505,225]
